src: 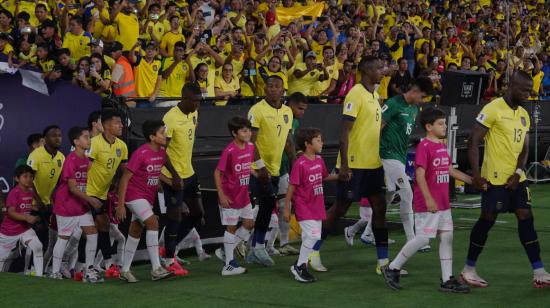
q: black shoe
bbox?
[381,265,402,291]
[440,276,470,293]
[290,263,315,283]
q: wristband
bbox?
[515,168,524,176]
[255,159,265,169]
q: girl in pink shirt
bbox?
[284,128,337,283]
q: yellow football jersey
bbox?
[288,63,321,96]
[337,84,382,169]
[62,31,92,61]
[115,13,139,51]
[214,76,240,106]
[161,107,198,179]
[160,31,186,57]
[248,100,293,176]
[159,57,190,98]
[134,58,161,97]
[476,97,530,185]
[27,146,65,205]
[86,135,128,200]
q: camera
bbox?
[21,26,32,34]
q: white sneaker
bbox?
[376,260,408,276]
[533,271,550,288]
[309,251,328,272]
[236,241,248,258]
[60,262,72,279]
[267,247,281,256]
[84,267,105,284]
[151,267,172,281]
[215,248,226,263]
[279,244,299,256]
[119,270,139,283]
[360,234,395,246]
[48,272,63,280]
[198,251,211,261]
[222,260,247,276]
[418,245,431,252]
[460,268,488,288]
[344,227,354,246]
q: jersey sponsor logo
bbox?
[116,148,121,157]
[476,113,486,122]
[345,102,353,112]
[520,116,527,127]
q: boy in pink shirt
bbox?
[51,127,103,283]
[284,128,337,283]
[0,165,43,276]
[117,120,172,282]
[382,107,472,293]
[214,117,255,276]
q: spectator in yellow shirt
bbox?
[214,63,240,106]
[62,16,92,62]
[111,0,140,51]
[160,15,185,58]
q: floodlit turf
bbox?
[2,184,550,307]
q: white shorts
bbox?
[277,173,290,196]
[219,204,254,226]
[414,209,453,238]
[359,206,372,221]
[126,199,155,223]
[381,159,410,192]
[56,213,95,237]
[269,213,279,229]
[298,220,322,241]
[0,229,38,251]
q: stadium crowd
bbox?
[0,0,549,105]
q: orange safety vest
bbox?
[112,56,136,98]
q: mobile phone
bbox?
[249,69,256,76]
[433,56,439,62]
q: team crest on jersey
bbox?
[283,114,289,124]
[116,148,121,157]
[310,71,315,76]
[153,65,158,71]
[345,102,353,112]
[520,116,526,127]
[476,113,486,122]
[57,159,62,167]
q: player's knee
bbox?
[28,239,43,253]
[243,219,254,230]
[515,209,533,221]
[399,187,413,204]
[166,208,182,222]
[479,211,497,222]
[144,216,159,230]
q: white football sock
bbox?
[390,236,430,270]
[235,226,251,243]
[24,246,32,272]
[110,224,126,266]
[27,238,44,277]
[298,237,316,267]
[277,199,290,247]
[43,228,57,269]
[122,236,140,272]
[439,231,453,282]
[267,227,278,250]
[191,229,205,255]
[146,231,161,269]
[223,231,236,266]
[62,230,81,262]
[85,233,98,269]
[52,238,68,274]
[397,187,415,242]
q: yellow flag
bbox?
[276,3,325,26]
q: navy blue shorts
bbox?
[336,167,386,202]
[250,175,279,200]
[90,198,108,216]
[162,174,201,209]
[481,181,531,213]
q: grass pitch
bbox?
[2,184,550,307]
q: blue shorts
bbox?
[162,174,201,209]
[481,181,531,213]
[336,168,386,202]
[250,175,279,200]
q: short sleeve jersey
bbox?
[27,146,65,205]
[0,186,34,236]
[475,97,530,185]
[248,100,293,176]
[161,107,198,179]
[380,95,418,164]
[86,135,128,200]
[289,155,329,221]
[54,152,90,217]
[337,84,383,169]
